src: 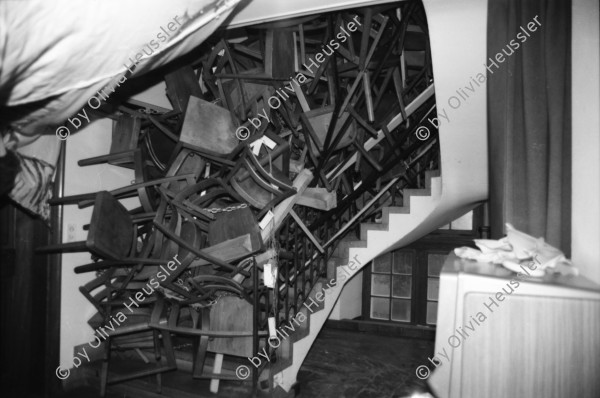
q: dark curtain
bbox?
[487,0,571,255]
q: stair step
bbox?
[334,239,368,259]
[382,206,410,222]
[360,222,389,240]
[425,169,441,182]
[403,187,431,197]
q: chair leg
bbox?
[192,309,211,379]
[210,353,224,393]
[152,330,163,393]
[155,373,162,394]
[100,336,111,397]
[192,335,210,379]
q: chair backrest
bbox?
[207,295,254,357]
[208,206,261,246]
[86,191,134,260]
[304,105,357,152]
[229,147,296,217]
[180,96,239,157]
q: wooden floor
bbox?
[52,327,434,398]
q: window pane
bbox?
[426,301,438,324]
[392,275,411,298]
[427,278,439,300]
[372,252,391,273]
[371,274,390,297]
[371,297,390,320]
[391,299,411,322]
[450,210,473,230]
[428,254,446,277]
[392,251,413,274]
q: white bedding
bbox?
[0,0,242,216]
[0,0,241,137]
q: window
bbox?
[363,204,485,327]
[369,251,415,322]
[426,253,445,325]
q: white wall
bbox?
[330,270,362,320]
[572,0,600,285]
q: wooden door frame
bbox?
[45,140,66,397]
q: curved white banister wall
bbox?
[387,0,489,251]
[330,0,490,319]
[224,0,401,28]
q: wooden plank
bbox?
[260,169,313,243]
[290,210,324,253]
[296,187,337,210]
[293,80,311,112]
[363,72,375,122]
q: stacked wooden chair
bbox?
[38,2,438,395]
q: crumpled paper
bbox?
[454,223,577,277]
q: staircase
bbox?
[221,0,489,395]
[260,169,443,395]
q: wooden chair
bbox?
[37,191,167,268]
[48,146,197,212]
[147,185,264,291]
[164,65,205,114]
[149,259,266,392]
[178,96,240,158]
[227,144,296,219]
[77,113,143,169]
[80,274,177,397]
[78,107,179,172]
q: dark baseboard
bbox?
[62,364,95,393]
[324,318,436,340]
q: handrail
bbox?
[324,176,400,248]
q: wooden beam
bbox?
[260,169,313,243]
[290,210,324,253]
[296,187,337,210]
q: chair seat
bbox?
[180,96,239,157]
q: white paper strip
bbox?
[250,139,262,156]
[264,263,274,288]
[262,135,277,149]
[268,317,277,338]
